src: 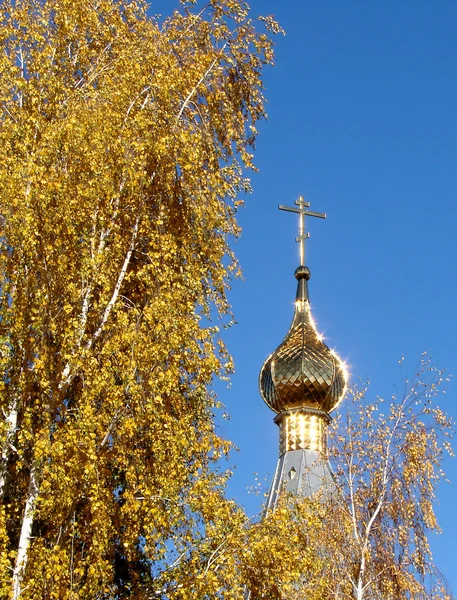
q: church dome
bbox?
[259,266,347,415]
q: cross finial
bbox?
[278,196,326,266]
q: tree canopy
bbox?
[0,0,279,597]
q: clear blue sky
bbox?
[157,0,457,590]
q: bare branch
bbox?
[89,216,140,346]
[124,85,151,121]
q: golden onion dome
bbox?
[260,266,347,415]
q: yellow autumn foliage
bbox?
[0,0,280,597]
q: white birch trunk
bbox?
[353,398,406,599]
[0,399,18,499]
[10,217,139,595]
[11,463,38,599]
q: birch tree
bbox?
[0,0,280,597]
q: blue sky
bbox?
[157,0,457,590]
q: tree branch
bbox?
[88,215,140,347]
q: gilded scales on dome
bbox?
[259,196,347,457]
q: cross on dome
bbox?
[278,196,326,266]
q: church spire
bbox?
[259,197,347,504]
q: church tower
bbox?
[260,197,348,506]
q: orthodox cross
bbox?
[279,196,326,266]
